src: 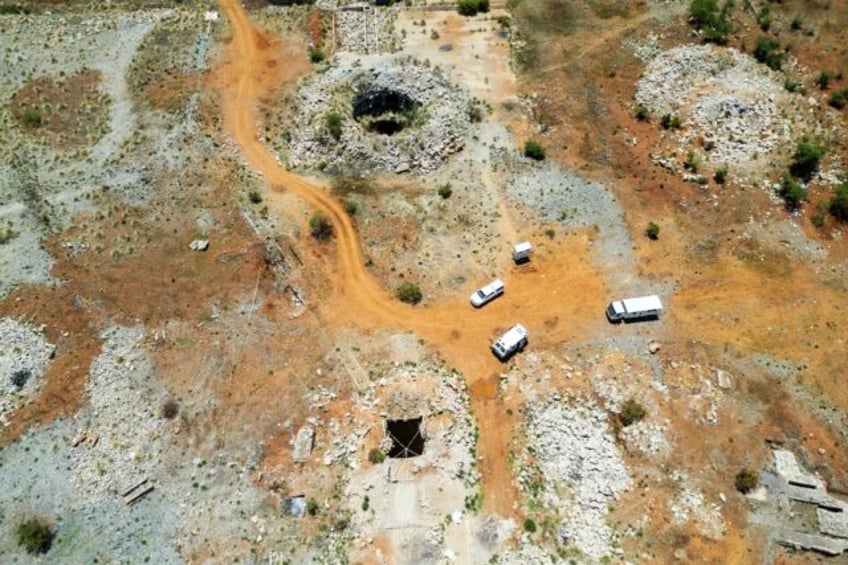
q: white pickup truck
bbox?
[491,324,528,361]
[470,278,505,308]
[606,295,663,322]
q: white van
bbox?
[491,324,528,361]
[606,295,663,322]
[470,279,505,308]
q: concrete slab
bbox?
[777,530,848,556]
[818,507,848,539]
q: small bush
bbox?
[645,222,660,240]
[161,399,179,420]
[306,498,319,516]
[523,140,546,161]
[21,109,42,127]
[361,495,370,511]
[817,70,835,90]
[790,139,825,181]
[684,149,698,173]
[437,184,453,199]
[368,448,385,464]
[753,36,784,71]
[634,105,650,122]
[783,78,800,93]
[660,114,682,130]
[777,174,807,210]
[829,177,848,222]
[756,5,772,32]
[396,281,423,305]
[430,29,440,40]
[523,518,537,533]
[307,47,325,63]
[325,111,343,141]
[714,164,728,184]
[829,88,848,109]
[735,468,759,494]
[309,212,334,241]
[790,16,803,31]
[15,518,53,555]
[0,226,19,245]
[689,0,733,44]
[467,100,486,122]
[343,198,359,215]
[619,399,647,427]
[248,190,263,204]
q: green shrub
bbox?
[753,36,783,71]
[688,0,733,44]
[817,70,835,90]
[660,114,682,130]
[645,222,660,240]
[15,518,53,555]
[791,16,803,31]
[248,190,263,204]
[21,109,42,127]
[325,111,343,140]
[777,174,807,210]
[634,105,650,122]
[619,399,647,427]
[307,47,325,63]
[361,495,370,511]
[756,5,772,31]
[309,212,334,241]
[735,468,758,494]
[790,139,825,181]
[829,177,848,222]
[437,184,453,199]
[343,198,359,215]
[523,140,546,161]
[396,281,423,305]
[783,78,800,93]
[714,164,728,184]
[684,149,699,173]
[0,226,19,245]
[161,399,179,419]
[523,518,537,533]
[368,448,385,464]
[457,0,488,16]
[829,88,848,109]
[306,498,319,516]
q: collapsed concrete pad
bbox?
[292,426,315,463]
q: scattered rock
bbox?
[189,239,209,251]
[649,341,661,354]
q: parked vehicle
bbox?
[491,324,528,361]
[470,279,505,308]
[512,242,532,263]
[606,295,663,322]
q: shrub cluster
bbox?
[753,36,783,71]
[735,468,758,494]
[309,212,334,241]
[396,281,423,304]
[688,0,734,44]
[457,0,489,16]
[523,140,546,161]
[15,518,53,555]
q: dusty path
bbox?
[216,0,609,516]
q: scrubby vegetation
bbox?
[688,0,734,45]
[523,140,546,161]
[325,111,343,140]
[309,212,334,241]
[15,518,53,555]
[368,448,385,464]
[645,222,660,240]
[777,174,807,210]
[789,139,825,181]
[660,114,682,130]
[735,468,759,494]
[619,399,647,427]
[457,0,489,16]
[396,281,423,304]
[829,177,848,222]
[753,36,784,71]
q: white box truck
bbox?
[606,295,663,322]
[512,242,532,263]
[491,324,528,361]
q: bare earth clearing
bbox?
[0,0,847,563]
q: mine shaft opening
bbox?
[353,88,420,136]
[386,417,425,458]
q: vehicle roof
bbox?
[621,295,663,311]
[513,242,532,252]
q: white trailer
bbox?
[491,324,528,361]
[606,295,663,322]
[512,242,532,263]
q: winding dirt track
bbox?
[216,0,609,515]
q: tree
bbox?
[777,174,807,210]
[396,281,423,304]
[523,140,546,161]
[309,212,333,241]
[829,177,848,222]
[15,518,53,554]
[790,139,825,181]
[735,468,758,494]
[457,0,488,16]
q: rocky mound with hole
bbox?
[286,54,475,174]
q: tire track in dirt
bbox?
[216,0,609,516]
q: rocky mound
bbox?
[286,54,475,174]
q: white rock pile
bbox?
[524,395,631,560]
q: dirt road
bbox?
[216,0,611,516]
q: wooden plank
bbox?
[121,477,149,498]
[124,484,154,505]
